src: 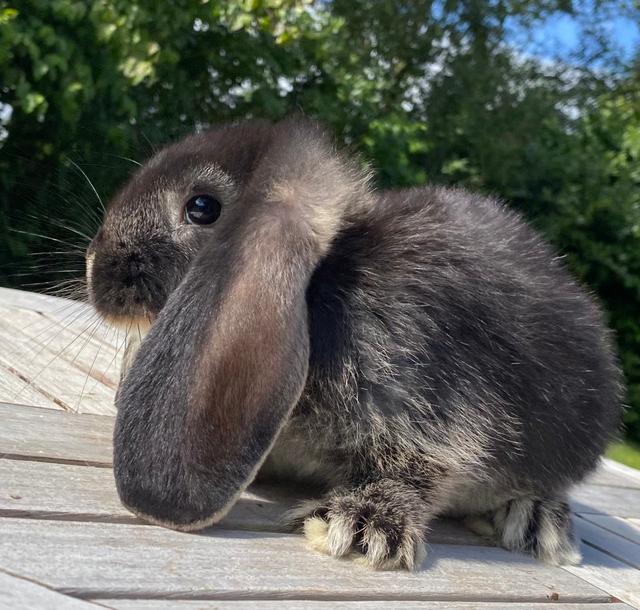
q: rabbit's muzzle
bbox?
[86,230,185,323]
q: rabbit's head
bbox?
[88,118,370,530]
[86,121,271,327]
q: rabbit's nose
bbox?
[125,253,144,281]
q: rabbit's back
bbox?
[291,185,622,495]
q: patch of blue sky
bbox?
[429,0,638,64]
[505,7,638,65]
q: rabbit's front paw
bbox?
[291,480,428,570]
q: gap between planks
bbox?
[0,517,613,604]
[92,598,631,610]
[574,516,640,569]
[0,569,106,610]
[0,457,486,545]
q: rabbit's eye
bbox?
[184,195,222,225]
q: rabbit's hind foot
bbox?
[467,495,582,566]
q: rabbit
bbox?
[86,117,623,571]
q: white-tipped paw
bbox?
[294,493,427,570]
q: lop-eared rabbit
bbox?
[86,118,622,570]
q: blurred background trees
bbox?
[1,0,639,445]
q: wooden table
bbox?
[1,286,639,609]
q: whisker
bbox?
[25,211,92,240]
[69,320,106,368]
[20,278,85,290]
[65,157,106,213]
[101,320,128,385]
[74,320,107,413]
[13,297,88,337]
[10,270,85,278]
[43,289,88,301]
[8,228,86,251]
[27,249,85,257]
[100,326,122,374]
[140,131,158,155]
[10,308,100,404]
[41,284,87,297]
[22,304,96,360]
[105,152,142,167]
[43,217,93,242]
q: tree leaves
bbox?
[1,0,639,438]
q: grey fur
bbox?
[87,117,623,570]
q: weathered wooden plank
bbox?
[575,516,640,569]
[601,458,640,480]
[0,288,115,361]
[0,404,482,545]
[0,326,115,415]
[563,541,640,609]
[0,362,60,410]
[101,602,634,610]
[0,518,609,602]
[571,484,640,518]
[5,402,640,541]
[0,458,484,545]
[586,469,640,490]
[0,305,122,390]
[0,458,291,532]
[0,458,126,521]
[0,570,103,610]
[585,459,640,490]
[0,286,88,317]
[0,318,116,415]
[579,515,640,546]
[39,307,122,352]
[603,459,640,486]
[0,403,113,466]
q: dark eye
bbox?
[184,195,222,225]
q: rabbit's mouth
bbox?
[101,312,156,333]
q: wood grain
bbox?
[579,515,640,546]
[571,484,640,518]
[0,305,122,390]
[0,457,485,545]
[575,516,640,569]
[101,602,634,610]
[563,541,640,608]
[0,288,121,415]
[0,518,608,602]
[0,402,113,466]
[0,320,115,415]
[0,570,104,610]
[586,465,640,490]
[0,458,295,532]
[0,287,89,317]
[0,362,59,410]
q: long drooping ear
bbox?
[113,119,370,530]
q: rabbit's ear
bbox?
[113,119,368,530]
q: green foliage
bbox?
[1,0,639,440]
[607,439,640,470]
[541,94,640,439]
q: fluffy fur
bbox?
[87,117,623,570]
